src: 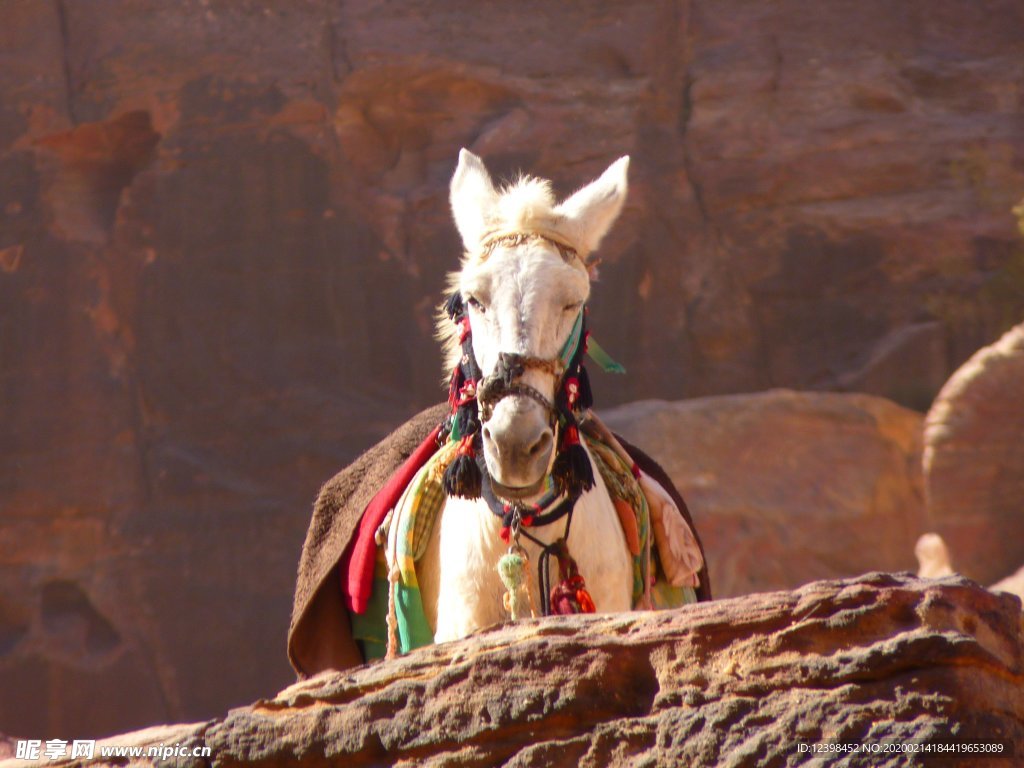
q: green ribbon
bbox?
[586,336,626,374]
[558,310,585,368]
[558,308,625,374]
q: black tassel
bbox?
[444,292,465,320]
[443,436,483,498]
[454,406,478,439]
[576,365,594,411]
[551,424,594,497]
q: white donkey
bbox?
[289,154,704,670]
[387,150,700,645]
[415,150,630,643]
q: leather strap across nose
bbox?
[476,351,563,422]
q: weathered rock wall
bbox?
[2,0,1023,741]
[600,391,926,599]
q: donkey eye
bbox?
[466,295,486,313]
[563,301,583,313]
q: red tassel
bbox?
[550,574,596,614]
[575,583,596,613]
[563,425,580,447]
[550,586,576,615]
[447,366,463,408]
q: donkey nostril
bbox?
[482,425,493,444]
[527,431,553,458]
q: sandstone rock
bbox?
[992,566,1024,605]
[600,391,926,598]
[2,0,1023,741]
[914,532,955,579]
[4,573,1020,768]
[923,322,1024,585]
[914,532,1023,606]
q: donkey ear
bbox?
[555,156,629,255]
[450,148,499,252]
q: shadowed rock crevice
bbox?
[0,599,29,658]
[39,580,122,665]
[54,0,78,125]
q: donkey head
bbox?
[446,149,629,498]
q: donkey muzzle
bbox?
[476,350,563,493]
[481,412,554,495]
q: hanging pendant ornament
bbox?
[497,512,537,621]
[497,543,537,621]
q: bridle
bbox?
[472,231,587,425]
[475,327,582,424]
[476,353,562,423]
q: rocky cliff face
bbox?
[923,321,1024,585]
[600,391,926,599]
[2,0,1023,741]
[3,574,1021,768]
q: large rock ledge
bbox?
[8,574,1023,768]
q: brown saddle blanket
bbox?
[287,402,712,678]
